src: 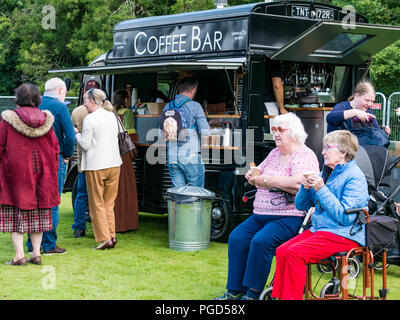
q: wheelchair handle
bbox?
[344,208,370,226]
[386,156,400,175]
[344,208,369,216]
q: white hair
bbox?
[45,77,66,92]
[272,113,308,144]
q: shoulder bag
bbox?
[115,113,135,155]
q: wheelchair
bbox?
[243,184,385,300]
[304,148,400,300]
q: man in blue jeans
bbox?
[71,80,100,237]
[163,77,210,187]
[27,78,75,255]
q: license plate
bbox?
[292,6,310,18]
[292,6,334,20]
[315,7,334,20]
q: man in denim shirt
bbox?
[164,77,210,187]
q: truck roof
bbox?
[114,1,368,32]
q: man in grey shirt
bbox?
[164,77,210,187]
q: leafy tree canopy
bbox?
[0,0,399,96]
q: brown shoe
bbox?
[93,240,113,250]
[5,256,27,266]
[28,256,42,265]
[111,237,117,248]
[43,245,67,256]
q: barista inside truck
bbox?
[264,59,287,118]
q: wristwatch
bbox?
[263,178,267,188]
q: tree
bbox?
[330,0,400,95]
[0,0,180,94]
[0,0,399,96]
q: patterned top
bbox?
[253,145,320,217]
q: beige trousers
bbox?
[86,166,121,242]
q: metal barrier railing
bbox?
[371,92,387,127]
[387,92,400,142]
[0,96,79,114]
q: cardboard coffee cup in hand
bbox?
[303,172,315,179]
[250,166,261,178]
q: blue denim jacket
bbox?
[295,160,369,246]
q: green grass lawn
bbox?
[0,192,399,300]
[0,193,228,300]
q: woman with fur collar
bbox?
[0,83,60,266]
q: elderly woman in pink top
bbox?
[215,113,320,300]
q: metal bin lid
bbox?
[164,185,215,204]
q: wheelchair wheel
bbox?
[320,282,339,298]
[259,286,274,300]
[316,260,338,274]
[347,257,361,280]
[373,261,390,271]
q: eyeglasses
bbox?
[271,126,289,133]
[322,144,338,152]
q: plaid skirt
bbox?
[0,204,52,233]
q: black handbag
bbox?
[367,215,399,248]
[115,113,135,155]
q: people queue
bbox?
[0,77,379,301]
[0,78,139,265]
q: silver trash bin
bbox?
[164,185,215,251]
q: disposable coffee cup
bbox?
[250,167,261,178]
[303,172,315,180]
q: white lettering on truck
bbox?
[134,26,224,56]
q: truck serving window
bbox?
[315,33,369,55]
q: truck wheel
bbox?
[210,197,233,243]
[71,175,78,209]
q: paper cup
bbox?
[250,167,261,178]
[303,172,315,179]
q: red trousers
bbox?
[271,229,359,300]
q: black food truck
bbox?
[54,1,400,242]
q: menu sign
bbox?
[113,19,248,58]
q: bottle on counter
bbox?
[221,121,232,147]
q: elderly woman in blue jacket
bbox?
[271,130,369,300]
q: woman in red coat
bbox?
[0,83,60,265]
